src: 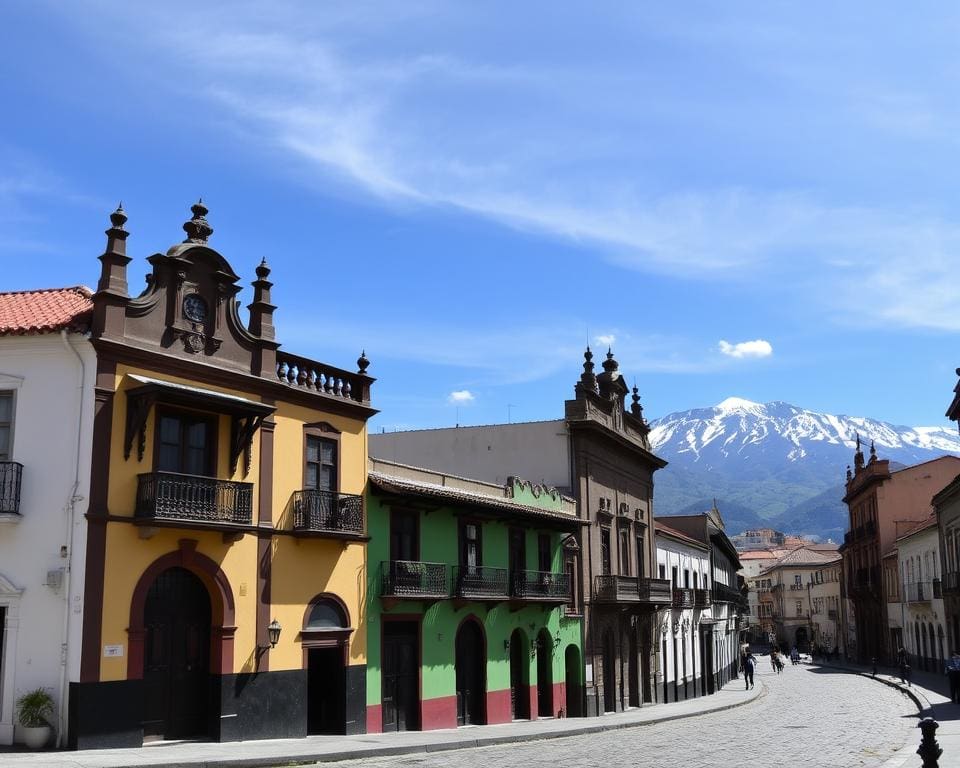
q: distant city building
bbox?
[731,528,786,550]
[840,440,960,665]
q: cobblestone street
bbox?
[319,665,917,768]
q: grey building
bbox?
[371,348,672,715]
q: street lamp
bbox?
[267,618,282,648]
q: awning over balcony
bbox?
[124,374,276,474]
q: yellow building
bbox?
[71,203,375,748]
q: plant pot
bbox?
[22,725,51,749]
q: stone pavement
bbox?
[0,661,932,768]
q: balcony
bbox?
[712,582,742,604]
[0,461,23,515]
[694,588,712,608]
[789,584,805,591]
[511,570,571,603]
[944,571,960,594]
[292,489,364,538]
[381,560,448,601]
[904,581,933,603]
[135,472,253,527]
[594,575,672,606]
[672,588,694,609]
[454,566,509,601]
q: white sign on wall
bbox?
[103,644,124,658]
[585,663,593,683]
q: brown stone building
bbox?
[369,348,672,716]
[841,437,960,664]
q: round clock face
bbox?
[183,294,208,323]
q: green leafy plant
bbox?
[15,688,54,728]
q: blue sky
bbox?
[2,2,959,430]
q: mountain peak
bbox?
[715,396,764,414]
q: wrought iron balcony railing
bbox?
[135,472,253,525]
[0,461,23,514]
[454,566,509,600]
[511,570,570,601]
[594,575,672,605]
[381,560,448,599]
[292,489,364,535]
[903,581,933,603]
[693,588,712,607]
[672,588,694,609]
[711,582,742,604]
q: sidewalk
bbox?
[0,681,762,768]
[812,658,960,768]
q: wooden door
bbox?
[509,631,528,720]
[382,622,419,732]
[143,567,211,740]
[536,632,552,717]
[455,621,485,726]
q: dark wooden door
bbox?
[382,622,419,732]
[455,621,485,726]
[509,631,528,720]
[143,567,211,740]
[307,647,345,734]
[509,529,526,590]
[536,633,552,717]
[602,631,616,712]
[628,629,639,707]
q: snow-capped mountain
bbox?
[648,397,960,542]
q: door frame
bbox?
[380,614,422,732]
[0,574,23,745]
[455,614,487,726]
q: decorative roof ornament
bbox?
[630,381,645,420]
[578,345,598,393]
[854,432,865,471]
[869,439,877,464]
[256,257,271,279]
[846,465,852,483]
[357,349,370,374]
[109,202,128,232]
[183,199,213,244]
[602,346,619,374]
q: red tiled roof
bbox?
[0,287,93,336]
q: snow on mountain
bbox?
[648,398,960,541]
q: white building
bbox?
[655,521,712,701]
[0,287,95,746]
[895,517,946,672]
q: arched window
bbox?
[306,599,348,630]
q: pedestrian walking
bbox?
[897,646,910,685]
[945,650,960,703]
[743,651,756,690]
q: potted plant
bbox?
[15,687,54,749]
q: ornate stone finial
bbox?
[183,199,213,244]
[869,439,877,463]
[578,346,598,394]
[358,350,370,374]
[630,381,644,418]
[109,202,128,231]
[846,465,852,483]
[854,432,865,472]
[256,257,271,279]
[602,347,619,373]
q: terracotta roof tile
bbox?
[0,286,93,336]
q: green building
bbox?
[365,458,584,732]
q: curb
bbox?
[32,685,764,768]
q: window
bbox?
[794,574,802,586]
[635,537,645,577]
[600,528,612,575]
[538,533,552,573]
[305,435,337,492]
[795,600,803,617]
[306,599,348,630]
[460,522,482,570]
[390,508,419,562]
[683,569,690,588]
[658,563,666,580]
[693,572,699,589]
[0,392,12,460]
[565,553,579,614]
[156,409,215,475]
[618,528,630,576]
[671,566,678,589]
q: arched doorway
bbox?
[602,630,616,712]
[509,629,529,720]
[536,630,553,718]
[795,627,808,651]
[143,567,211,740]
[303,597,351,735]
[455,619,486,726]
[564,645,581,717]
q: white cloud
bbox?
[595,334,616,347]
[448,390,475,403]
[718,339,773,359]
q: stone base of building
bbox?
[68,666,366,750]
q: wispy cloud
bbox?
[718,339,773,359]
[595,334,616,347]
[448,390,475,403]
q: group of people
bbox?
[740,645,805,689]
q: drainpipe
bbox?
[56,331,87,748]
